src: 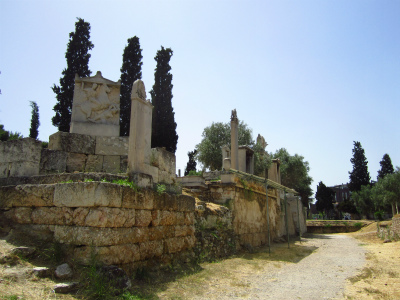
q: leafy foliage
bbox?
[52,18,94,132]
[377,153,394,180]
[315,181,335,216]
[351,184,374,217]
[271,148,313,208]
[348,141,371,192]
[150,47,178,153]
[337,199,358,215]
[119,36,143,136]
[29,101,40,139]
[0,124,23,141]
[195,121,254,171]
[184,149,197,176]
[253,140,271,177]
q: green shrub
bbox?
[374,211,384,221]
[354,222,363,229]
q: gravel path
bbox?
[197,234,366,300]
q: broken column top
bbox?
[231,109,238,122]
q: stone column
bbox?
[128,80,153,174]
[230,109,239,170]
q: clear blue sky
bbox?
[1,0,399,197]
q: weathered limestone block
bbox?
[54,182,122,207]
[49,132,96,154]
[139,240,164,260]
[4,207,32,224]
[177,195,196,212]
[54,226,148,246]
[148,226,174,241]
[159,211,177,226]
[158,170,174,184]
[150,148,175,173]
[84,207,135,227]
[135,210,152,227]
[175,225,195,237]
[151,210,161,226]
[153,193,178,211]
[121,188,153,210]
[103,156,120,173]
[13,224,55,241]
[85,155,104,172]
[0,184,55,208]
[72,207,90,226]
[184,235,196,249]
[75,244,140,265]
[2,161,40,178]
[31,207,74,225]
[95,136,129,156]
[184,212,195,225]
[176,212,185,225]
[55,263,73,279]
[66,153,87,173]
[40,149,67,174]
[120,156,128,173]
[164,237,186,254]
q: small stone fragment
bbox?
[54,282,79,294]
[55,263,73,279]
[11,246,36,258]
[33,267,52,278]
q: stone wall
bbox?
[378,214,400,241]
[0,182,196,269]
[0,138,42,178]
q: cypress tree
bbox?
[377,153,394,180]
[315,181,335,217]
[184,150,197,176]
[52,18,94,132]
[119,36,143,136]
[348,141,371,192]
[150,46,178,153]
[29,101,40,139]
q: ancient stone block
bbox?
[151,210,161,226]
[135,210,152,227]
[49,132,95,154]
[177,194,195,212]
[95,136,129,156]
[122,188,153,210]
[153,193,178,211]
[85,155,104,172]
[66,153,87,173]
[120,156,128,173]
[4,207,33,224]
[148,226,174,241]
[150,147,175,173]
[184,235,196,249]
[164,237,185,254]
[84,207,135,227]
[31,207,73,225]
[54,182,122,208]
[0,184,55,207]
[159,211,177,226]
[40,149,67,174]
[184,212,195,225]
[139,240,164,260]
[74,244,140,265]
[176,212,185,225]
[175,225,195,237]
[103,156,120,173]
[72,207,90,226]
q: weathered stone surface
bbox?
[85,155,104,172]
[159,211,177,226]
[101,265,131,293]
[184,212,195,225]
[4,207,33,224]
[177,194,196,212]
[75,244,140,265]
[40,149,67,174]
[13,224,55,241]
[176,212,185,225]
[33,267,52,278]
[54,182,122,207]
[66,153,87,173]
[31,207,74,225]
[175,225,195,237]
[84,207,135,227]
[49,132,95,154]
[0,184,55,208]
[11,246,36,257]
[164,237,186,254]
[72,207,90,226]
[103,155,120,173]
[148,226,174,241]
[139,240,164,260]
[55,263,73,279]
[122,188,153,209]
[95,136,129,156]
[153,193,178,211]
[54,226,148,246]
[134,210,152,227]
[151,210,161,226]
[120,156,128,173]
[54,282,79,294]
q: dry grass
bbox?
[343,223,400,300]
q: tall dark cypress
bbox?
[348,141,371,192]
[29,101,40,139]
[52,18,94,132]
[150,47,178,153]
[377,153,394,180]
[119,37,143,136]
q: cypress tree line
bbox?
[150,46,178,153]
[348,141,371,192]
[29,101,40,139]
[184,150,197,176]
[377,153,394,180]
[52,18,94,132]
[119,36,143,136]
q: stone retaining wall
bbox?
[378,215,400,241]
[0,182,195,269]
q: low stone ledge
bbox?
[74,244,140,265]
[121,188,153,210]
[0,184,55,208]
[49,132,95,155]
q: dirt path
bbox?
[158,234,366,300]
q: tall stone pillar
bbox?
[128,80,153,175]
[230,109,239,170]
